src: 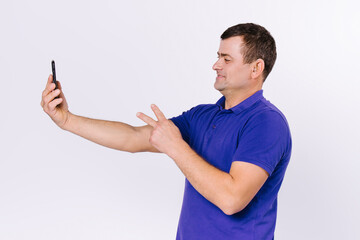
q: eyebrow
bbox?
[217,52,233,58]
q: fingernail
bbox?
[136,112,141,117]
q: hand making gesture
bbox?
[136,104,186,156]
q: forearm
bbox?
[168,143,240,215]
[62,113,145,153]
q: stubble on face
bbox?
[213,37,250,94]
[214,75,227,92]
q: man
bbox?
[41,23,291,239]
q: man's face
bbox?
[212,36,253,94]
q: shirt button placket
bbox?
[212,112,224,130]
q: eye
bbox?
[224,59,230,62]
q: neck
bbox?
[222,87,262,109]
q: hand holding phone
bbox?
[41,60,69,128]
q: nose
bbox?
[212,58,222,71]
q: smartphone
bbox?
[51,60,57,89]
[51,60,59,99]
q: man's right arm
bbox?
[63,114,159,153]
[41,75,159,153]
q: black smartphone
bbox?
[51,60,57,89]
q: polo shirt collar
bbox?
[216,90,264,114]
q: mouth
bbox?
[216,74,225,80]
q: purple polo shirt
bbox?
[170,90,292,240]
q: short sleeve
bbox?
[233,110,291,176]
[170,107,197,144]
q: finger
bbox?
[48,97,63,111]
[46,75,56,90]
[42,75,56,98]
[42,84,56,99]
[43,89,61,107]
[41,75,57,108]
[136,112,157,128]
[151,104,166,121]
[47,74,52,84]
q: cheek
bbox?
[227,67,242,80]
[231,66,251,80]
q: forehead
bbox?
[218,36,245,57]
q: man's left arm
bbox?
[137,104,269,215]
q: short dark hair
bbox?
[221,23,277,82]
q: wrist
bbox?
[167,140,193,159]
[60,111,73,131]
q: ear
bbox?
[250,59,265,80]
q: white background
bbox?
[1,0,359,239]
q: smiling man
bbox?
[41,23,292,240]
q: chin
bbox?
[215,87,226,92]
[214,82,226,92]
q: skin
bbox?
[213,36,265,108]
[41,36,269,215]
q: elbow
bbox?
[220,196,247,216]
[222,205,245,216]
[127,147,139,154]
